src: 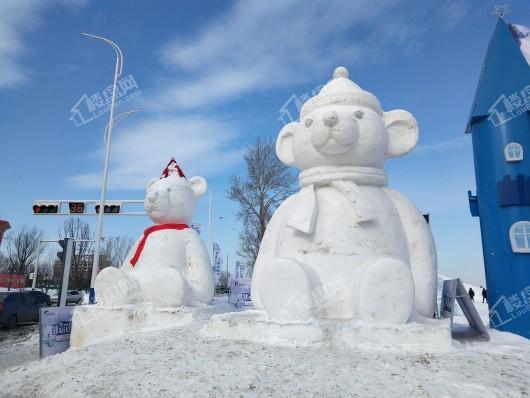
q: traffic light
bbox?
[95,202,121,214]
[57,239,69,263]
[33,202,59,214]
[56,238,73,307]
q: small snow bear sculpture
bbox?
[251,67,437,324]
[95,159,214,307]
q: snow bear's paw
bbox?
[259,258,314,322]
[134,267,189,308]
[358,257,414,324]
[95,267,141,306]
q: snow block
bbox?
[201,310,325,347]
[201,310,452,352]
[335,318,452,352]
[70,304,194,348]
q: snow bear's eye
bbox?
[305,118,313,128]
[354,110,364,120]
[166,188,171,192]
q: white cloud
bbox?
[149,0,473,112]
[68,116,244,190]
[150,0,421,111]
[0,0,42,88]
[0,0,87,89]
[437,1,472,30]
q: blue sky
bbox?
[0,0,529,285]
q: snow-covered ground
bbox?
[1,293,529,397]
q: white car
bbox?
[66,290,84,305]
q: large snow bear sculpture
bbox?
[95,159,214,308]
[251,67,437,324]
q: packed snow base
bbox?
[1,299,529,397]
[202,310,451,353]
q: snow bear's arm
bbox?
[251,194,297,309]
[184,230,214,304]
[120,237,142,272]
[384,188,437,318]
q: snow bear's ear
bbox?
[189,176,207,197]
[276,122,298,166]
[146,178,158,189]
[384,109,419,158]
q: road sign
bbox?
[440,278,490,340]
[39,306,74,358]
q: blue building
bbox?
[467,17,530,338]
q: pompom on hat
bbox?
[300,66,383,119]
[161,158,186,179]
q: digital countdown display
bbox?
[68,202,85,214]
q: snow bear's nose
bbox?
[323,110,339,127]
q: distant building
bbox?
[0,220,10,247]
[53,254,109,283]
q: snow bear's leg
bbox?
[95,267,142,306]
[134,267,189,308]
[258,257,314,322]
[357,257,414,324]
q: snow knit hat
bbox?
[300,66,383,119]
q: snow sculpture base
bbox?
[70,304,195,348]
[201,310,452,352]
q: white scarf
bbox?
[287,166,388,235]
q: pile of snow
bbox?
[1,296,529,396]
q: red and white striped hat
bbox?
[161,158,186,179]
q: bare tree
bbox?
[34,253,55,292]
[0,251,9,273]
[5,226,44,289]
[218,270,229,290]
[60,218,93,288]
[228,137,296,271]
[103,236,135,268]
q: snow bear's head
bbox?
[144,173,207,225]
[276,67,419,171]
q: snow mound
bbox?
[2,317,529,397]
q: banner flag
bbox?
[212,242,223,287]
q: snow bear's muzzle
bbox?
[311,110,359,155]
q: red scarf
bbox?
[130,223,189,266]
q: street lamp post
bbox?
[208,192,212,260]
[32,240,45,290]
[81,33,125,303]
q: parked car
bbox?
[0,292,44,329]
[27,290,52,306]
[66,290,84,305]
[48,290,84,305]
